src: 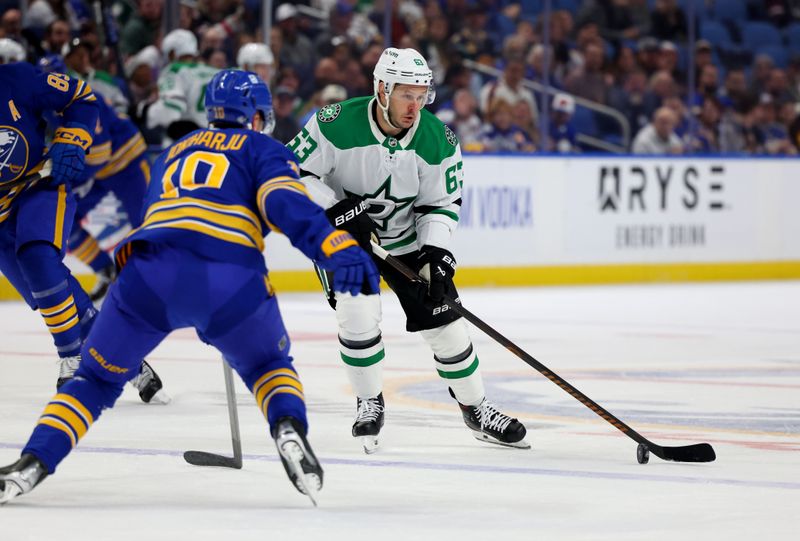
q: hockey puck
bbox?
[637,443,650,464]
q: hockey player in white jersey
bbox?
[237,42,274,86]
[288,47,529,453]
[146,29,219,140]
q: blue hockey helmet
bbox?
[37,54,68,74]
[205,69,275,134]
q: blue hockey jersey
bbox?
[0,62,98,190]
[116,127,340,271]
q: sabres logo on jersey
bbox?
[0,125,29,186]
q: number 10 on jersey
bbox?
[160,151,231,198]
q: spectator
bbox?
[275,4,315,76]
[650,0,687,41]
[765,68,793,103]
[436,88,485,152]
[449,3,494,61]
[750,94,797,155]
[577,0,650,44]
[314,2,356,57]
[636,36,661,77]
[418,15,451,86]
[721,69,752,112]
[632,107,683,154]
[121,0,164,56]
[608,68,655,135]
[272,85,301,144]
[481,99,536,153]
[693,40,715,78]
[513,100,539,148]
[697,64,720,102]
[750,54,776,96]
[548,93,578,153]
[688,96,723,153]
[42,19,70,55]
[565,41,610,104]
[658,41,685,88]
[479,58,538,122]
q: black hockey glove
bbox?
[325,197,378,251]
[417,245,456,302]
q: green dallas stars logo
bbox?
[317,103,341,123]
[345,175,414,232]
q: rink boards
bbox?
[1,155,799,298]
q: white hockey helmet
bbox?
[373,47,435,106]
[237,43,274,69]
[0,38,25,64]
[162,29,198,62]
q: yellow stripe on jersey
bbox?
[140,203,264,251]
[256,176,307,232]
[95,133,147,179]
[54,393,94,424]
[42,403,90,440]
[39,295,74,316]
[36,394,95,448]
[43,304,78,326]
[85,141,112,166]
[53,184,67,249]
[72,236,102,264]
[252,368,304,417]
[38,417,77,447]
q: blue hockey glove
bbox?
[317,230,380,296]
[417,245,456,302]
[48,123,92,186]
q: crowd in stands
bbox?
[2,0,800,155]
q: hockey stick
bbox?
[370,242,716,464]
[184,358,243,469]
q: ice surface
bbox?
[1,281,798,540]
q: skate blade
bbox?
[280,441,321,507]
[0,482,22,505]
[146,389,172,405]
[471,430,531,450]
[358,436,379,454]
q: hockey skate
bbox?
[129,360,171,405]
[272,417,323,506]
[352,393,384,454]
[56,355,81,389]
[0,454,48,505]
[453,390,530,449]
[88,265,116,303]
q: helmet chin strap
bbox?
[377,85,403,131]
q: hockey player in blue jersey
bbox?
[0,69,380,505]
[38,54,168,405]
[0,59,100,389]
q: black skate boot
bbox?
[0,454,48,505]
[56,355,81,389]
[352,393,384,454]
[451,389,530,449]
[272,417,323,506]
[89,264,116,303]
[129,360,170,404]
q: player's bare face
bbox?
[388,84,428,128]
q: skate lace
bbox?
[477,400,513,433]
[355,397,384,423]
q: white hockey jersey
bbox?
[147,62,220,130]
[288,96,464,256]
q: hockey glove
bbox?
[418,245,456,302]
[325,197,378,251]
[49,122,92,186]
[317,230,380,296]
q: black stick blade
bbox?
[183,450,243,469]
[652,443,716,463]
